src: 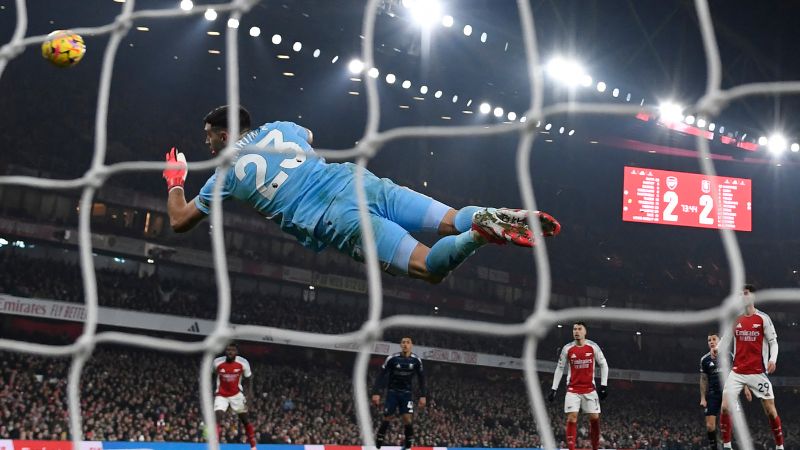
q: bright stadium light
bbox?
[179,0,193,11]
[249,26,260,37]
[708,122,716,131]
[293,42,302,52]
[365,67,378,78]
[385,73,396,84]
[684,115,695,125]
[442,15,454,27]
[507,111,517,121]
[271,34,282,45]
[479,102,491,114]
[227,18,239,28]
[452,95,458,103]
[313,49,321,58]
[546,57,589,87]
[758,136,768,146]
[580,74,593,87]
[434,90,442,98]
[596,81,607,92]
[480,32,488,43]
[792,143,800,152]
[463,25,473,36]
[544,123,552,131]
[204,8,217,21]
[420,85,429,94]
[404,0,442,28]
[402,80,411,89]
[493,107,503,118]
[768,134,788,155]
[658,102,684,122]
[348,59,364,74]
[696,118,707,128]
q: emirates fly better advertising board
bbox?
[622,166,752,231]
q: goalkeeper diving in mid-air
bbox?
[162,106,561,283]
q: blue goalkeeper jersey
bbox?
[194,121,355,251]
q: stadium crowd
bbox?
[0,346,795,449]
[3,249,788,374]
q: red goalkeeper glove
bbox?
[163,147,187,192]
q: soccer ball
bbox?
[41,30,86,67]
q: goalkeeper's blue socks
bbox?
[425,230,484,277]
[454,206,482,232]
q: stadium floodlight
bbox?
[179,0,193,11]
[402,80,411,89]
[452,95,458,103]
[792,143,800,152]
[404,0,442,28]
[249,26,260,37]
[493,107,503,118]
[580,74,592,87]
[480,32,488,43]
[293,42,302,52]
[479,102,491,114]
[463,25,473,36]
[271,34,282,44]
[420,85,429,94]
[520,116,527,123]
[348,59,365,74]
[545,57,589,87]
[442,15,454,27]
[696,118,707,128]
[612,88,619,97]
[204,8,217,21]
[313,49,320,58]
[596,81,607,92]
[544,123,552,131]
[658,101,684,122]
[568,129,576,136]
[768,134,788,155]
[708,122,716,131]
[507,111,517,121]
[434,90,442,98]
[227,18,239,28]
[385,73,396,84]
[367,67,379,78]
[684,115,695,125]
[758,136,768,146]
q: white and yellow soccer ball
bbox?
[41,30,86,67]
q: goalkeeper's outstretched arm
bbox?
[163,147,206,232]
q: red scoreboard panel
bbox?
[622,166,752,231]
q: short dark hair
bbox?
[708,332,719,337]
[573,321,587,329]
[401,336,413,343]
[744,284,757,293]
[204,105,251,131]
[226,342,238,349]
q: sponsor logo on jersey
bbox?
[753,323,761,328]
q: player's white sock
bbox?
[722,443,732,449]
[776,446,784,450]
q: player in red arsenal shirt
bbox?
[548,322,609,450]
[213,343,257,450]
[713,285,783,450]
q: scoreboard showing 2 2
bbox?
[622,166,752,231]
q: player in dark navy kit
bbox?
[700,333,751,450]
[371,337,427,450]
